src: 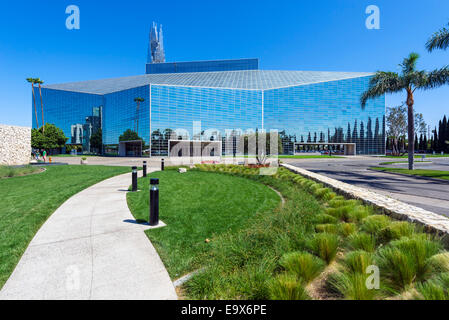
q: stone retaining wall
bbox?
[282,163,449,240]
[0,125,31,166]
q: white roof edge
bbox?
[43,70,375,95]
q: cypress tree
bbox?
[374,118,380,153]
[352,120,358,154]
[444,116,449,153]
[414,133,419,152]
[360,121,365,154]
[439,118,446,152]
[367,118,373,154]
[433,126,439,152]
[347,123,351,143]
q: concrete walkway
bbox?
[0,171,177,300]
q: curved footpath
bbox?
[0,170,177,300]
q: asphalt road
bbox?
[283,157,449,217]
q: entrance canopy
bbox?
[168,140,222,158]
[294,143,356,156]
[119,140,143,157]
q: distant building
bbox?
[71,124,83,145]
[70,107,102,153]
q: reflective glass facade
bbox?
[33,88,104,153]
[264,77,386,155]
[36,70,385,156]
[103,86,150,155]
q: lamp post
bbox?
[143,161,147,177]
[149,178,159,226]
[161,158,165,171]
[132,166,138,192]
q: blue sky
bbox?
[1,0,448,131]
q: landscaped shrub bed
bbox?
[184,164,449,300]
[0,165,42,179]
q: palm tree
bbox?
[36,78,45,133]
[27,78,39,129]
[134,97,145,136]
[361,53,449,170]
[426,22,449,52]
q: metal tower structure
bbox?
[147,22,166,64]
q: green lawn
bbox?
[379,161,432,165]
[127,169,281,279]
[0,165,131,288]
[279,155,343,159]
[382,154,449,159]
[0,165,42,179]
[371,167,449,181]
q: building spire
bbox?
[148,22,166,64]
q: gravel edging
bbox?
[282,163,449,243]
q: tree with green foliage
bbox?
[31,124,68,151]
[433,115,449,153]
[414,113,427,137]
[361,53,449,170]
[119,129,143,142]
[90,128,103,154]
[386,106,428,155]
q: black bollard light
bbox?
[149,178,160,226]
[143,161,147,177]
[161,158,165,171]
[132,166,138,192]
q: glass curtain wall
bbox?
[264,76,386,155]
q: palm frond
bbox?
[420,66,449,89]
[426,24,449,52]
[361,71,403,108]
[407,71,428,89]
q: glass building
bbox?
[34,59,385,156]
